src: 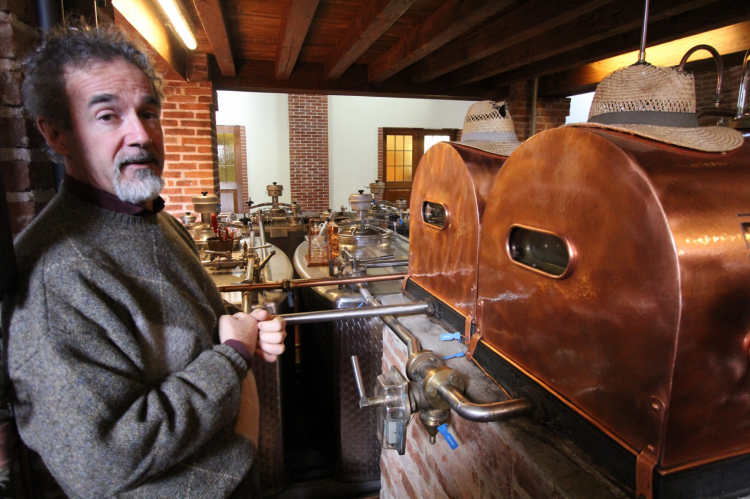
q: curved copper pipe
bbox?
[679,44,724,107]
[216,272,407,292]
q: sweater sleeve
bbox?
[8,262,249,498]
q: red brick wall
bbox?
[377,127,384,182]
[1,5,56,237]
[160,53,218,216]
[508,81,571,141]
[289,94,329,212]
[695,64,743,127]
[239,125,248,212]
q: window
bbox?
[381,128,458,206]
[217,132,236,183]
[386,134,413,182]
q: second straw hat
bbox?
[570,64,743,153]
[453,100,521,156]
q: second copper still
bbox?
[406,142,506,332]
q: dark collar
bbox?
[63,173,165,216]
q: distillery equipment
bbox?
[471,126,750,499]
[289,205,408,486]
[406,141,507,340]
[205,235,293,496]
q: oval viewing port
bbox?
[508,226,570,277]
[422,201,447,229]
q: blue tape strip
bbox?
[437,424,459,450]
[440,332,461,341]
[443,352,465,360]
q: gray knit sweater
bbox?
[2,189,254,498]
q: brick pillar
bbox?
[160,53,218,216]
[507,81,571,141]
[1,4,56,238]
[289,94,329,212]
[377,127,384,182]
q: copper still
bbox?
[471,126,750,495]
[407,142,506,332]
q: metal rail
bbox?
[279,301,431,325]
[358,283,421,357]
[217,272,407,292]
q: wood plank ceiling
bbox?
[185,0,750,99]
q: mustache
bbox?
[116,152,163,170]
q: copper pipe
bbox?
[216,272,407,292]
[679,44,724,106]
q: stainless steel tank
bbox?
[292,226,408,484]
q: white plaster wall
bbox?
[216,92,474,211]
[328,96,474,210]
[566,92,595,124]
[215,91,291,206]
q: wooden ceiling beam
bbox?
[411,0,616,84]
[538,15,750,97]
[192,0,236,77]
[367,0,516,83]
[214,58,504,100]
[453,0,722,86]
[323,0,417,81]
[484,0,750,94]
[275,0,320,80]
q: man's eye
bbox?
[98,113,115,122]
[143,112,160,120]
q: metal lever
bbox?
[257,250,276,271]
[351,355,386,408]
[351,356,366,399]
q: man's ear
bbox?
[36,116,70,156]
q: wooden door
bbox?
[217,125,244,213]
[382,128,458,207]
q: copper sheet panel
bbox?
[476,127,750,472]
[409,142,506,321]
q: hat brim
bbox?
[452,140,520,157]
[567,122,744,153]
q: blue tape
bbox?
[440,332,461,341]
[443,352,465,360]
[437,424,459,450]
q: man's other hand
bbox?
[219,312,259,356]
[251,308,287,363]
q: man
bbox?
[1,22,285,498]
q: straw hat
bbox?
[570,64,743,153]
[452,100,520,156]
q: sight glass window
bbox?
[508,226,569,276]
[422,201,447,229]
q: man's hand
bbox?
[251,308,287,363]
[219,312,259,356]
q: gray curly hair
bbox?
[22,20,164,131]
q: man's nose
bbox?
[125,114,153,147]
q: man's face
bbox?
[61,58,165,204]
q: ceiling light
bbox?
[156,0,197,50]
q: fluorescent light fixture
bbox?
[156,0,197,50]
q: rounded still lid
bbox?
[369,181,385,194]
[349,190,373,211]
[192,191,219,213]
[267,182,283,196]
